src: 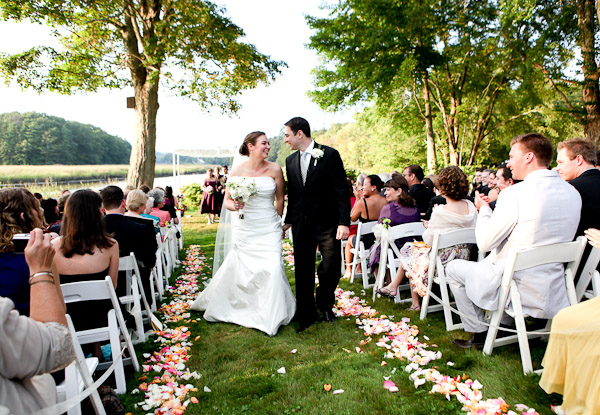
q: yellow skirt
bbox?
[539,296,600,414]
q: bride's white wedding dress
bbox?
[191,176,296,336]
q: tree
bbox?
[501,0,600,144]
[0,0,284,185]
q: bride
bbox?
[190,131,296,336]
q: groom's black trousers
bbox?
[292,220,341,322]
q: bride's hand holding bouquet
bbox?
[227,176,257,219]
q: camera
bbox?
[12,233,30,254]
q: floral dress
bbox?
[399,200,478,297]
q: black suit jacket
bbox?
[408,184,434,214]
[103,214,157,268]
[570,168,600,236]
[284,142,350,234]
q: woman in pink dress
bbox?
[200,168,222,224]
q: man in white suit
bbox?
[446,133,582,349]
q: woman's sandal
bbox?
[377,287,397,298]
[408,304,421,311]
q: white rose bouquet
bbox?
[206,185,214,194]
[227,176,258,219]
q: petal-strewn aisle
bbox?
[128,242,556,414]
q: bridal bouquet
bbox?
[227,177,257,219]
[205,185,214,194]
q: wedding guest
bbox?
[1,229,75,414]
[52,189,119,334]
[126,190,160,232]
[147,188,172,227]
[343,175,388,279]
[556,138,600,238]
[377,166,477,310]
[101,186,157,297]
[0,188,45,316]
[469,168,484,198]
[41,198,60,229]
[57,193,69,221]
[445,133,581,349]
[368,175,420,275]
[488,164,515,207]
[34,192,44,203]
[139,184,151,194]
[423,174,446,220]
[222,165,229,177]
[403,164,434,215]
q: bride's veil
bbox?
[213,145,248,274]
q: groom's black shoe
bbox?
[296,319,315,333]
[322,310,337,323]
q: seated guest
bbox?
[0,188,45,316]
[343,175,388,279]
[377,166,477,310]
[1,229,75,414]
[469,168,484,198]
[148,188,171,227]
[403,164,434,215]
[487,163,515,206]
[445,133,581,349]
[41,198,60,229]
[139,184,151,194]
[423,174,446,220]
[57,193,69,222]
[101,186,157,297]
[125,189,160,232]
[477,169,494,196]
[538,227,600,415]
[556,138,600,238]
[368,175,420,275]
[52,189,119,334]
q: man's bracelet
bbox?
[29,271,55,284]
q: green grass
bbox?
[121,210,562,414]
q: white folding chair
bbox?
[176,209,184,250]
[119,253,155,341]
[575,244,600,301]
[349,221,377,288]
[341,220,359,275]
[373,222,426,301]
[156,231,171,286]
[56,314,106,415]
[482,236,587,375]
[61,276,140,394]
[419,228,479,331]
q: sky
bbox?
[0,0,356,153]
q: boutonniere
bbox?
[312,147,324,166]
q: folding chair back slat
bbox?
[350,220,377,288]
[482,236,587,375]
[575,245,600,301]
[420,228,477,331]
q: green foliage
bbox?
[0,111,130,165]
[181,183,204,210]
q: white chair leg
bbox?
[511,287,534,374]
[108,310,127,394]
[64,361,82,415]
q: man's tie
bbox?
[300,151,310,185]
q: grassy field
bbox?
[0,164,207,184]
[121,211,562,415]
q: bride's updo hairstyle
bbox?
[240,131,266,156]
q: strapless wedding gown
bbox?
[191,176,296,336]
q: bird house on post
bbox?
[126,97,135,108]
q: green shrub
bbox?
[181,183,204,209]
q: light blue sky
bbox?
[0,0,356,153]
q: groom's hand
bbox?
[282,223,291,239]
[336,225,349,240]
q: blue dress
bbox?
[0,252,30,316]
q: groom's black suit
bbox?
[284,142,350,325]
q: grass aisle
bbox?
[123,211,562,415]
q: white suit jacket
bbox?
[467,169,581,318]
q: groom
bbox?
[282,117,350,333]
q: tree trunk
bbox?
[422,72,437,171]
[127,81,159,187]
[579,0,600,144]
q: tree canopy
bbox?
[0,111,131,165]
[0,1,285,185]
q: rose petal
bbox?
[277,367,286,374]
[332,389,344,395]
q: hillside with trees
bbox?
[0,112,131,165]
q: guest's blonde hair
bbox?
[126,189,148,212]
